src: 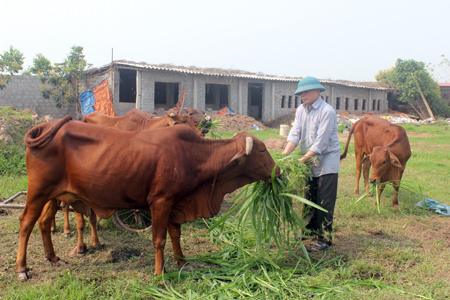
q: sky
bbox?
[2,0,450,82]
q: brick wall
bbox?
[0,75,76,118]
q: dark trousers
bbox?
[303,173,338,245]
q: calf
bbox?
[340,115,411,206]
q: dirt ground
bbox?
[209,114,268,132]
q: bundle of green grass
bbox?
[211,151,326,254]
[198,115,222,139]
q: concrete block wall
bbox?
[0,75,76,118]
[271,81,298,120]
[202,76,239,114]
[138,70,195,116]
[321,84,388,115]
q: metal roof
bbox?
[91,60,393,91]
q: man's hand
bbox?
[298,151,318,164]
[298,156,312,164]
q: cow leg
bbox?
[51,201,61,233]
[16,194,52,281]
[391,172,404,207]
[168,221,185,266]
[150,202,172,276]
[89,210,100,248]
[354,150,364,196]
[362,157,372,197]
[70,212,87,256]
[38,199,65,265]
[50,217,56,233]
[63,203,71,238]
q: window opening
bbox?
[154,82,179,110]
[205,84,229,110]
[119,69,136,103]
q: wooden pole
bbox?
[411,73,435,120]
[410,102,425,120]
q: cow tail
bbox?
[24,115,72,148]
[340,120,359,160]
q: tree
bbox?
[0,46,25,90]
[23,54,53,76]
[39,46,92,112]
[376,59,450,118]
[374,67,395,84]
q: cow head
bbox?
[167,112,203,136]
[184,108,207,127]
[227,132,281,182]
[368,146,403,184]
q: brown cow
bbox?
[340,115,411,207]
[128,107,210,135]
[16,116,280,281]
[83,111,202,135]
[55,109,202,256]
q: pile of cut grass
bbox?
[210,151,322,255]
[138,217,432,299]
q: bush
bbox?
[0,142,26,175]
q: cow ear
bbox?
[390,152,402,168]
[226,137,251,166]
[362,155,371,165]
[226,152,244,166]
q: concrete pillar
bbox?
[136,71,141,110]
[368,90,372,112]
[330,85,334,109]
[238,80,243,114]
[271,82,275,120]
[193,77,198,108]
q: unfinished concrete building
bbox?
[87,61,393,121]
[0,60,393,120]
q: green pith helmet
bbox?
[294,76,325,95]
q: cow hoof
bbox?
[48,257,67,266]
[68,246,87,257]
[393,204,399,208]
[17,271,30,282]
[180,263,194,272]
[158,279,171,286]
[91,243,103,250]
[64,233,71,238]
[367,193,373,198]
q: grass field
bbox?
[1,122,449,299]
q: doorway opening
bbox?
[205,84,229,111]
[154,82,179,111]
[119,69,136,103]
[248,83,263,120]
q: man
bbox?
[282,76,340,252]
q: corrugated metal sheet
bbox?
[91,61,393,91]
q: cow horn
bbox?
[232,133,237,138]
[246,137,253,155]
[170,113,176,117]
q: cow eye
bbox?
[382,161,386,165]
[260,149,266,153]
[182,120,187,123]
